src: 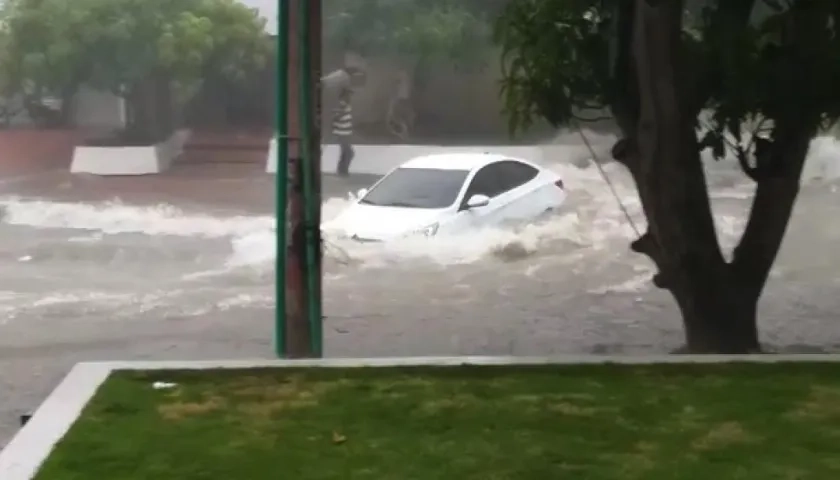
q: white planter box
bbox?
[70,129,191,176]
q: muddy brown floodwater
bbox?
[2,134,840,448]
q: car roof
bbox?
[400,152,534,171]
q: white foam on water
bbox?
[0,288,203,320]
[0,291,21,323]
[226,232,276,267]
[224,158,761,270]
[0,198,274,237]
[802,136,840,183]
[223,194,353,267]
[217,293,273,310]
[67,233,105,243]
[2,134,836,276]
[29,291,136,308]
[590,271,655,295]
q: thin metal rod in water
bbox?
[574,124,641,237]
[274,0,290,357]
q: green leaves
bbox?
[323,0,493,64]
[496,0,840,160]
[0,0,87,94]
[494,0,610,134]
[698,1,840,166]
[0,0,270,99]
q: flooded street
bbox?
[2,134,840,446]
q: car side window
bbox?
[460,160,541,210]
[463,163,503,199]
[496,160,540,192]
[467,165,501,197]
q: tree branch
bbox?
[573,113,614,123]
[699,118,763,181]
[731,1,832,292]
[606,0,639,136]
[736,148,760,181]
[730,122,812,293]
[737,118,772,180]
[715,125,761,180]
[605,0,641,174]
[689,0,758,111]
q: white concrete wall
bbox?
[263,135,840,181]
[266,140,561,175]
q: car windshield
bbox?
[359,167,469,209]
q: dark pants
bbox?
[336,138,355,176]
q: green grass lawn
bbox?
[34,363,840,480]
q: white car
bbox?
[322,152,567,242]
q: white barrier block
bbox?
[70,129,191,176]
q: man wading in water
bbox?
[322,66,364,177]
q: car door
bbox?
[491,160,562,223]
[456,160,544,227]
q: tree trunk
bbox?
[153,72,174,136]
[126,82,156,143]
[410,57,430,137]
[125,72,174,144]
[58,84,78,127]
[628,0,762,353]
[671,265,760,353]
[619,0,818,353]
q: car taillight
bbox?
[555,179,565,189]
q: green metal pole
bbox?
[297,0,323,356]
[274,0,289,358]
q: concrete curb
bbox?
[0,363,111,480]
[3,354,840,479]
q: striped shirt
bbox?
[332,97,352,137]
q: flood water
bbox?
[2,131,840,446]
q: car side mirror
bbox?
[465,194,490,209]
[356,188,368,199]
